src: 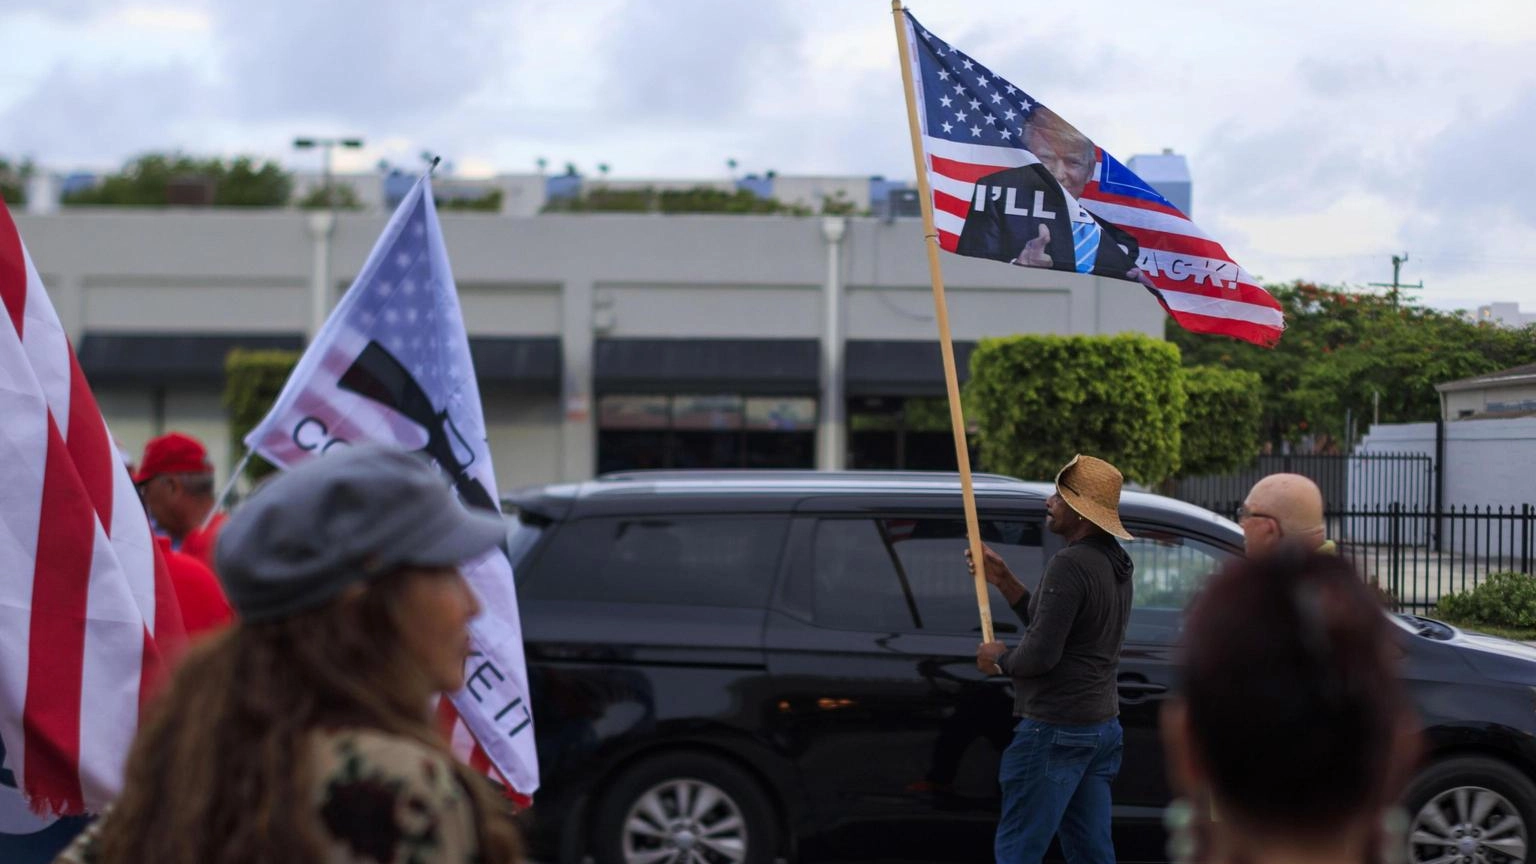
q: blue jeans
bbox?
[995,716,1123,864]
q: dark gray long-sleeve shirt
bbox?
[1000,532,1133,725]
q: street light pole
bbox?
[293,136,363,341]
[818,216,848,470]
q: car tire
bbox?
[1404,755,1536,864]
[591,752,778,864]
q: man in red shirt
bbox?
[135,432,228,571]
[156,535,233,638]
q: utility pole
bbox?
[1368,252,1423,309]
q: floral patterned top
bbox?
[55,727,483,863]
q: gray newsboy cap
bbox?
[215,445,505,621]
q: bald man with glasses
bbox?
[1238,473,1337,557]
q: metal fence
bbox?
[1198,500,1536,614]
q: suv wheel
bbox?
[1405,756,1536,864]
[592,753,777,864]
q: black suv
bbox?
[506,471,1536,864]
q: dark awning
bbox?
[77,332,305,386]
[469,336,562,394]
[845,340,978,397]
[78,331,562,395]
[595,338,820,395]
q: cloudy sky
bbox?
[3,0,1534,311]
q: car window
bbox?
[810,517,1044,633]
[520,516,788,608]
[1122,529,1233,610]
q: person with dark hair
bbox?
[55,446,523,864]
[1160,550,1421,864]
[970,455,1135,864]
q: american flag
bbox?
[244,175,538,803]
[0,202,186,814]
[900,10,1285,347]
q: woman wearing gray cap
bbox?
[55,446,522,864]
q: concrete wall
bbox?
[1355,417,1536,511]
[15,207,1168,491]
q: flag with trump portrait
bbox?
[243,173,538,801]
[0,202,187,816]
[898,9,1285,347]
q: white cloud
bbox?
[0,0,1533,308]
[207,0,511,125]
[0,62,210,166]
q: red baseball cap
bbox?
[134,432,213,484]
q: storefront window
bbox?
[672,395,744,430]
[598,394,816,473]
[598,395,670,429]
[745,397,816,431]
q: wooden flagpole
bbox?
[890,0,993,645]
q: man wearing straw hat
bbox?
[968,454,1135,864]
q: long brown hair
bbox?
[1175,550,1420,861]
[94,568,522,863]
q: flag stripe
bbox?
[0,326,46,809]
[1157,287,1286,327]
[934,209,966,237]
[0,207,25,338]
[924,136,1035,169]
[931,154,1013,185]
[933,189,971,222]
[66,360,114,532]
[19,248,72,436]
[1079,198,1215,242]
[469,743,491,775]
[22,417,92,810]
[928,171,975,204]
[1153,301,1284,345]
[1081,184,1188,219]
[435,695,459,739]
[76,518,146,808]
[1121,225,1233,264]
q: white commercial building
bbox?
[14,193,1175,493]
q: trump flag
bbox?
[243,174,538,799]
[899,10,1285,347]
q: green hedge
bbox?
[224,348,300,484]
[965,333,1186,486]
[1179,365,1263,476]
[64,153,292,207]
[1436,572,1536,629]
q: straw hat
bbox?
[1054,454,1133,541]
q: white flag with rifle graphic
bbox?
[244,174,538,798]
